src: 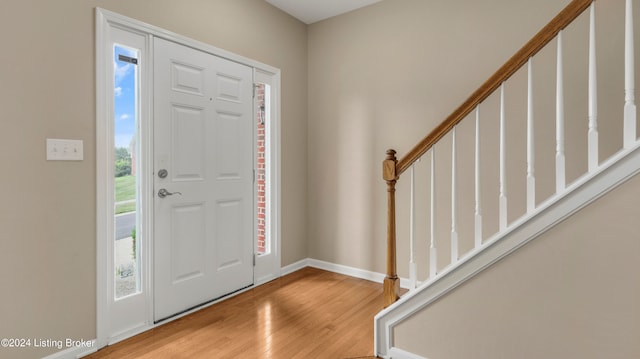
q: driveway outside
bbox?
[115,211,136,240]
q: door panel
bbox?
[216,112,244,178]
[170,61,206,95]
[154,37,254,322]
[216,199,244,269]
[171,105,206,180]
[170,203,206,283]
[217,73,244,102]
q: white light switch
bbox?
[46,139,84,161]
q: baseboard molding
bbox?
[281,258,310,276]
[388,347,429,359]
[282,258,411,288]
[106,323,155,347]
[41,340,98,359]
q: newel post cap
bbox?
[383,149,398,181]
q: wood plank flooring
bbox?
[87,267,383,358]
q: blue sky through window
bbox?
[114,45,137,149]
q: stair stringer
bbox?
[374,142,640,359]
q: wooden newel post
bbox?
[382,149,400,307]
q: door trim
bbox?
[96,19,153,346]
[96,7,281,349]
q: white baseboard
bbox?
[281,258,309,276]
[282,258,411,289]
[388,347,429,359]
[308,258,385,283]
[40,340,98,359]
[106,324,154,347]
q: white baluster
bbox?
[409,164,417,289]
[527,58,536,213]
[625,0,637,149]
[499,83,508,231]
[451,127,458,263]
[588,1,599,172]
[474,105,482,248]
[556,31,566,194]
[429,149,437,279]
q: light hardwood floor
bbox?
[87,267,383,358]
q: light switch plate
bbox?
[46,139,83,161]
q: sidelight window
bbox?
[114,45,140,299]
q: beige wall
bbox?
[0,1,307,358]
[394,173,640,359]
[307,0,575,274]
[307,0,639,275]
[306,1,640,357]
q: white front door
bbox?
[153,38,254,322]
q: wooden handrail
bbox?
[395,0,593,176]
[383,0,594,307]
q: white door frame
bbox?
[96,7,281,349]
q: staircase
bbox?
[375,0,640,357]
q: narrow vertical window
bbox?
[256,83,271,255]
[114,45,140,299]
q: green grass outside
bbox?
[116,202,136,215]
[115,175,136,214]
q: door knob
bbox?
[158,188,182,198]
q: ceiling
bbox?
[265,0,383,24]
